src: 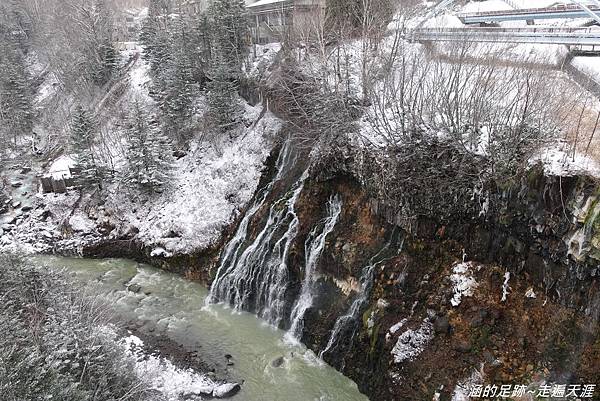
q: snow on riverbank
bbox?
[102,329,241,400]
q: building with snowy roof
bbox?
[245,0,326,44]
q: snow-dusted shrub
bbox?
[0,255,157,401]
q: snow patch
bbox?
[451,368,484,401]
[47,155,75,180]
[531,144,600,177]
[450,262,478,307]
[391,318,434,364]
[69,212,96,233]
[525,287,537,299]
[501,271,511,302]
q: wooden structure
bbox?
[246,0,326,44]
[40,167,79,194]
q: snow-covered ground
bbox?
[572,56,600,78]
[0,37,282,256]
[531,144,600,177]
[106,104,281,255]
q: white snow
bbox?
[246,0,286,8]
[449,262,478,307]
[525,287,537,298]
[572,56,600,78]
[531,144,600,177]
[386,318,408,342]
[47,155,75,180]
[117,333,218,400]
[451,368,484,401]
[69,211,96,233]
[460,0,513,14]
[501,271,511,302]
[107,103,281,255]
[391,318,434,364]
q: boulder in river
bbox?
[213,382,241,398]
[271,356,285,368]
[182,384,214,399]
[127,283,142,293]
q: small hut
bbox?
[40,156,77,194]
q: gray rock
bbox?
[271,356,285,368]
[182,384,214,399]
[454,340,471,353]
[21,205,32,212]
[12,201,21,208]
[213,383,241,398]
[10,182,22,188]
[433,315,450,334]
[127,283,142,293]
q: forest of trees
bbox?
[1,0,596,220]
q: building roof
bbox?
[247,0,289,9]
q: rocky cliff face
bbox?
[82,143,600,401]
[292,164,600,400]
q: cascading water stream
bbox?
[206,139,293,307]
[287,195,343,341]
[207,150,309,327]
[319,236,403,360]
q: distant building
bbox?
[114,9,142,42]
[245,0,326,44]
[180,0,209,15]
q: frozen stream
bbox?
[31,256,369,401]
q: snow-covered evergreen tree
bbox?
[206,56,243,134]
[209,0,248,73]
[70,106,104,189]
[0,26,33,150]
[125,101,172,192]
[89,0,118,86]
[206,0,248,135]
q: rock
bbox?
[183,384,214,399]
[433,316,450,335]
[20,167,31,174]
[2,224,13,232]
[127,283,142,293]
[213,382,241,398]
[454,340,471,353]
[21,205,32,212]
[482,350,495,364]
[271,356,285,368]
[10,181,22,188]
[12,201,21,208]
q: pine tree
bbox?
[89,0,118,87]
[125,101,172,192]
[206,56,243,134]
[0,25,33,149]
[70,106,104,189]
[209,0,248,73]
[206,0,248,135]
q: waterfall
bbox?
[319,237,402,360]
[207,139,292,305]
[287,195,343,341]
[208,160,309,327]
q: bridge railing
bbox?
[413,27,599,34]
[457,4,600,18]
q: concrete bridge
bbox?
[410,27,600,46]
[458,4,600,25]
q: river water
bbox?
[32,256,369,401]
